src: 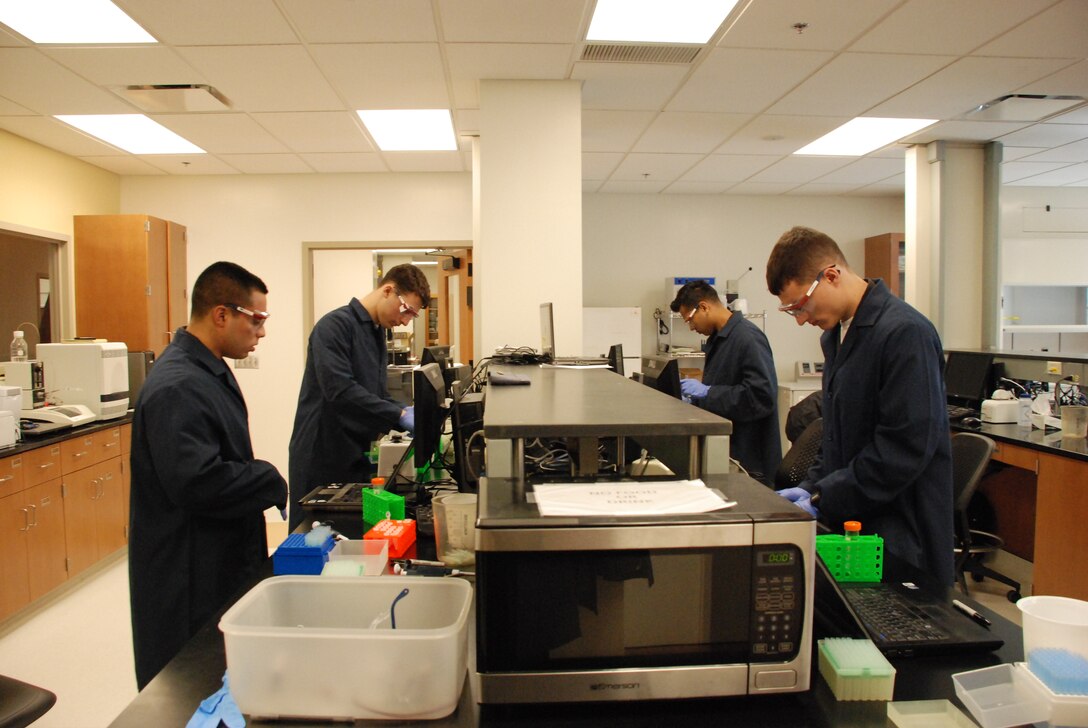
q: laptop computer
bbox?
[814,552,1003,658]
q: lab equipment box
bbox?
[271,533,335,575]
[220,576,472,721]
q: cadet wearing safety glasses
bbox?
[765,226,953,589]
[287,263,431,531]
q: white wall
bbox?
[582,193,906,385]
[1001,187,1088,285]
[121,173,472,477]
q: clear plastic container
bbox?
[952,663,1049,728]
[220,576,472,721]
[326,538,388,576]
[887,699,977,728]
[433,493,477,567]
[1019,596,1088,689]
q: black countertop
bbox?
[0,411,133,458]
[952,419,1088,462]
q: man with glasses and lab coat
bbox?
[765,226,953,588]
[287,264,430,530]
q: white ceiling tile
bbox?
[279,0,437,43]
[715,115,848,155]
[445,43,572,108]
[0,115,127,155]
[1016,60,1088,99]
[996,123,1088,148]
[298,153,388,173]
[582,152,624,179]
[76,156,165,175]
[851,182,905,197]
[869,56,1074,119]
[679,154,777,183]
[176,46,343,112]
[726,181,796,195]
[1001,161,1076,182]
[572,62,688,111]
[581,110,655,152]
[598,179,671,194]
[974,0,1088,58]
[749,156,854,184]
[215,154,313,174]
[437,0,588,43]
[769,53,955,117]
[309,44,449,108]
[39,47,205,87]
[140,154,241,175]
[813,157,905,185]
[901,120,1032,145]
[0,49,133,115]
[870,145,908,159]
[851,0,1054,55]
[1008,162,1088,186]
[664,181,731,194]
[582,179,604,193]
[1001,146,1049,162]
[1047,104,1088,125]
[611,153,703,181]
[252,112,374,153]
[633,112,750,154]
[669,48,833,114]
[1009,138,1088,164]
[790,183,863,195]
[121,0,299,45]
[151,114,287,153]
[384,152,465,172]
[454,108,480,136]
[0,95,32,115]
[719,0,900,51]
[0,26,26,46]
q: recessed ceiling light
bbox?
[0,0,155,43]
[55,115,204,154]
[587,0,741,44]
[357,110,457,152]
[794,117,937,156]
[964,94,1088,123]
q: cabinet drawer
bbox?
[94,427,122,462]
[24,445,62,487]
[120,423,132,455]
[0,453,26,498]
[992,440,1038,471]
[61,434,97,474]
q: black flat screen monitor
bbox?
[944,351,994,406]
[413,363,447,468]
[539,302,555,360]
[608,344,624,376]
[421,345,451,370]
[640,355,681,399]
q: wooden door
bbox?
[62,466,99,577]
[94,458,126,557]
[166,221,188,340]
[437,248,474,365]
[0,491,31,620]
[26,479,67,599]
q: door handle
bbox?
[27,504,38,528]
[20,508,29,532]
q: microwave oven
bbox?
[474,474,815,705]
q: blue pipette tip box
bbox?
[272,533,335,575]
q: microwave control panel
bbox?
[749,545,804,661]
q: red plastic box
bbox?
[364,518,417,559]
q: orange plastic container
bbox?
[364,518,417,558]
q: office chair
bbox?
[0,674,56,728]
[774,418,823,490]
[951,432,1023,603]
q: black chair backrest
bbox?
[951,432,996,512]
[774,417,823,489]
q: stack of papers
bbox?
[533,480,735,517]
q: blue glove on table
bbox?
[399,405,415,434]
[186,671,245,728]
[680,378,710,400]
[776,487,819,518]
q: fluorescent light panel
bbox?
[0,0,155,43]
[357,110,457,152]
[794,117,937,157]
[587,0,740,44]
[55,115,205,154]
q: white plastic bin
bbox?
[326,538,388,576]
[219,576,472,721]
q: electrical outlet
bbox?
[1046,360,1062,376]
[234,355,259,369]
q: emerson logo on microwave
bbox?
[590,682,640,691]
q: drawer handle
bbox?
[0,474,13,483]
[104,442,118,449]
[74,451,87,459]
[39,462,54,470]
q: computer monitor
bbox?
[539,302,555,360]
[607,344,624,376]
[421,345,451,370]
[412,363,448,469]
[944,351,994,406]
[640,355,681,399]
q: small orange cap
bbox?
[844,520,862,533]
[371,477,386,487]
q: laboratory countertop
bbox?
[0,411,133,458]
[952,420,1088,462]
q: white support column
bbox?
[473,80,583,362]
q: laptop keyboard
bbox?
[843,587,949,644]
[946,404,979,420]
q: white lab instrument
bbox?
[36,342,129,420]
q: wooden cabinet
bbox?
[74,214,188,357]
[864,233,905,298]
[62,426,126,578]
[121,423,131,540]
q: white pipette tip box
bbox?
[818,637,896,701]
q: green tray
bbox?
[816,533,884,582]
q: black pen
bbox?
[952,599,992,628]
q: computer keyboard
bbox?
[843,587,948,644]
[946,404,979,420]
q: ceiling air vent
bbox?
[581,43,702,64]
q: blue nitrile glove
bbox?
[186,671,245,728]
[680,378,710,400]
[398,406,415,434]
[777,487,819,518]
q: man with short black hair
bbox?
[669,280,781,485]
[766,226,953,587]
[129,261,287,690]
[288,264,431,530]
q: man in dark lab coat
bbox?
[129,261,287,690]
[287,264,431,530]
[669,280,781,486]
[766,226,954,588]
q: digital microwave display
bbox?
[759,549,795,566]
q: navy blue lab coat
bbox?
[288,299,404,530]
[129,328,286,690]
[694,313,781,486]
[806,280,954,587]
